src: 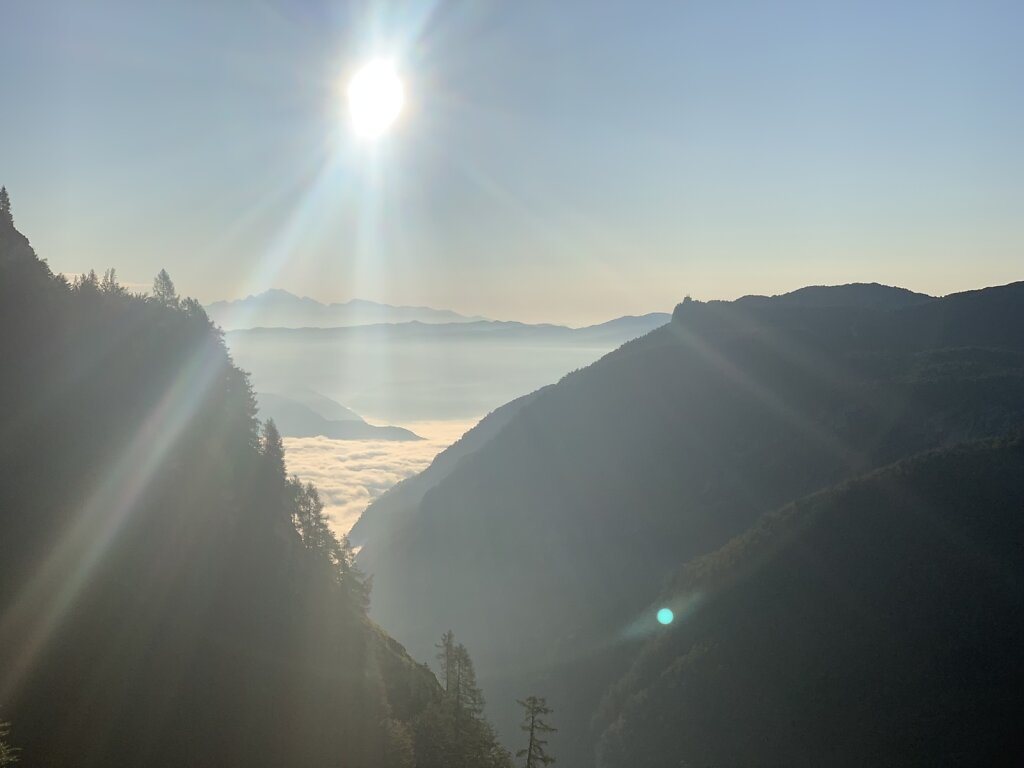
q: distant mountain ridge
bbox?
[255,392,422,441]
[228,314,672,343]
[206,289,487,330]
[223,312,672,422]
[732,281,934,310]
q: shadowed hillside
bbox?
[0,207,509,767]
[349,389,544,551]
[595,435,1024,767]
[359,283,1024,764]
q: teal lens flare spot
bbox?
[657,608,674,625]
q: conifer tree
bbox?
[100,268,125,296]
[435,630,456,694]
[73,270,100,293]
[261,419,286,480]
[454,643,484,718]
[0,721,18,766]
[152,269,178,307]
[516,696,556,768]
[0,187,12,227]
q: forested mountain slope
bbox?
[351,389,543,552]
[595,435,1024,767]
[0,208,507,767]
[361,282,1024,764]
[734,281,933,309]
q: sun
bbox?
[346,59,405,140]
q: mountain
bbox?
[348,389,544,551]
[282,387,364,421]
[0,208,509,767]
[595,435,1024,767]
[224,314,672,423]
[733,281,934,310]
[205,288,487,330]
[255,392,422,440]
[228,315,672,343]
[355,281,1024,765]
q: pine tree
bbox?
[261,419,286,480]
[72,270,100,294]
[516,696,556,768]
[426,633,510,768]
[152,269,178,307]
[289,478,370,610]
[454,643,484,718]
[0,721,19,766]
[100,268,125,296]
[435,630,456,694]
[0,187,12,227]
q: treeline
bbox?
[0,191,536,766]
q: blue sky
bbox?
[2,0,1021,323]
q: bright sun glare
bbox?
[347,59,405,140]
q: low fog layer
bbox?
[226,316,669,423]
[283,421,473,533]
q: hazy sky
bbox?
[2,0,1021,324]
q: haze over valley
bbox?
[215,292,670,531]
[3,1,1023,766]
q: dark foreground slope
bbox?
[361,283,1024,764]
[0,212,504,767]
[596,436,1024,767]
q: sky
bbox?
[1,0,1022,325]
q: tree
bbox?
[0,721,18,766]
[435,630,456,694]
[453,643,484,718]
[260,419,286,480]
[0,187,12,227]
[72,270,100,295]
[180,297,208,321]
[152,268,178,307]
[516,696,556,768]
[100,268,126,296]
[425,633,509,768]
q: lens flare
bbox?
[657,607,674,625]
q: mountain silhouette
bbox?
[349,389,544,552]
[732,281,934,309]
[255,392,422,440]
[0,208,504,767]
[224,314,672,422]
[205,289,488,330]
[356,281,1024,765]
[595,435,1024,766]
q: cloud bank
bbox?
[283,420,475,536]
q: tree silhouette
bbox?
[0,721,19,766]
[435,630,456,694]
[100,268,125,296]
[0,187,12,227]
[261,418,286,479]
[517,696,556,767]
[453,642,484,718]
[151,268,178,307]
[420,632,511,768]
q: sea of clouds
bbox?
[282,420,475,535]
